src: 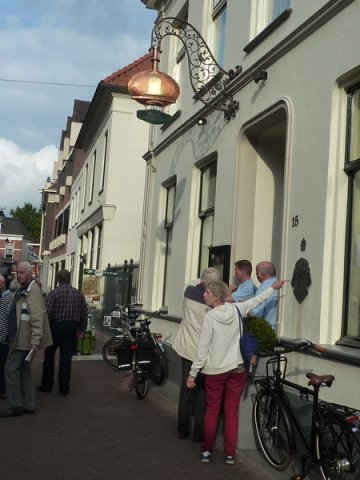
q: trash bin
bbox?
[77,314,94,355]
[81,330,93,355]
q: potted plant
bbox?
[243,316,276,352]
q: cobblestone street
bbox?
[0,349,270,480]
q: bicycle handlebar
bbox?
[257,339,326,358]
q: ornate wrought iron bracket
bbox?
[151,17,242,121]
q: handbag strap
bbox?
[235,305,244,337]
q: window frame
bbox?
[341,82,360,346]
[4,242,14,259]
[81,164,88,212]
[244,1,292,54]
[99,131,108,194]
[89,150,96,205]
[162,177,177,307]
[197,160,217,276]
[211,0,227,68]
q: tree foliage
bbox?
[10,202,42,240]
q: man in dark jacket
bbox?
[173,267,220,441]
[37,269,88,396]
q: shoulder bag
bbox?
[235,305,260,372]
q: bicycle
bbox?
[102,305,169,399]
[252,339,360,480]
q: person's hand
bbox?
[250,354,257,367]
[229,283,237,293]
[271,279,287,290]
[31,344,38,351]
[186,375,196,389]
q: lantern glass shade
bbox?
[128,48,180,107]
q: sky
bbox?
[0,0,156,212]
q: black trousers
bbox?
[41,321,78,394]
[178,357,206,437]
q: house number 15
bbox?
[292,215,299,228]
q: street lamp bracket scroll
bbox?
[128,17,242,123]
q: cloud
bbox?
[0,139,57,210]
[0,1,155,211]
[0,1,155,151]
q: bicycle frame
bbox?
[256,354,319,455]
[255,347,360,478]
[102,303,169,393]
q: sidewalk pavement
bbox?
[0,332,281,480]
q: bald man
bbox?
[250,261,279,329]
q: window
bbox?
[344,84,360,341]
[89,228,95,268]
[82,164,88,211]
[100,131,108,192]
[55,213,62,237]
[168,6,188,114]
[4,242,14,259]
[270,0,291,19]
[96,223,102,269]
[75,189,80,224]
[63,207,70,233]
[248,0,291,46]
[162,180,176,306]
[212,0,227,68]
[198,161,217,275]
[89,151,96,205]
[66,158,73,177]
[70,253,75,273]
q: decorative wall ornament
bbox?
[291,258,312,304]
[300,238,306,252]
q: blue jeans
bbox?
[5,348,35,410]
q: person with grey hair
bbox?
[173,267,220,442]
[0,275,5,298]
[0,279,19,398]
[0,262,52,417]
[186,278,285,465]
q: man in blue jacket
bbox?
[250,261,279,329]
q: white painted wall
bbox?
[138,0,360,410]
[76,92,149,269]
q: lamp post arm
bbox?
[150,17,241,120]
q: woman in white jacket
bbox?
[186,278,285,465]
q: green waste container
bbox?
[81,330,93,355]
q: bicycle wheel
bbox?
[315,414,360,479]
[253,390,293,470]
[133,368,149,400]
[102,336,127,370]
[149,347,168,385]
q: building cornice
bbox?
[146,0,355,158]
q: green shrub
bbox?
[243,316,276,352]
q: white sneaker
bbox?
[200,451,211,463]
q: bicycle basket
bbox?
[135,340,152,367]
[113,339,152,370]
[111,338,133,370]
[319,402,360,428]
[110,316,124,329]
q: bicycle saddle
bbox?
[306,372,335,387]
